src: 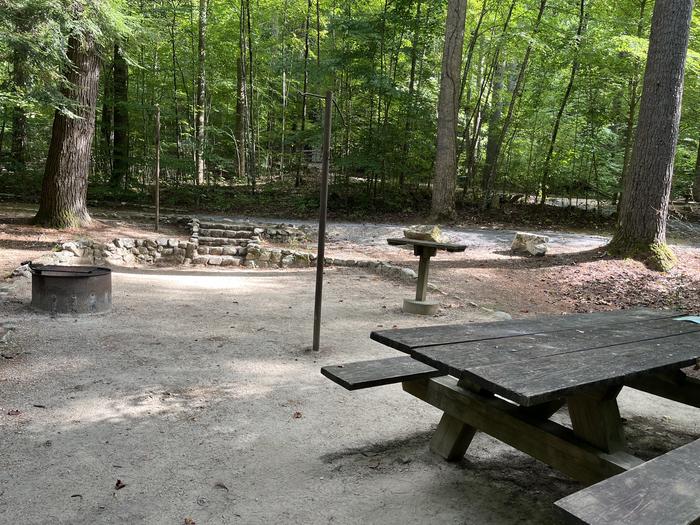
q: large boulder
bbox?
[511,232,550,256]
[404,225,443,243]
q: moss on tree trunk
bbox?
[606,239,677,272]
[608,0,692,272]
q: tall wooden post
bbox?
[312,91,333,352]
[155,105,161,232]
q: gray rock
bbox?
[281,255,295,267]
[404,224,443,243]
[207,256,223,266]
[209,247,223,256]
[62,242,84,258]
[192,256,209,265]
[116,238,135,249]
[156,238,168,247]
[511,232,550,256]
[168,238,179,248]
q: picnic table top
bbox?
[371,308,700,406]
[386,238,467,252]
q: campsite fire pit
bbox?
[28,263,112,314]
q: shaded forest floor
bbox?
[1,200,699,317]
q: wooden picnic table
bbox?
[369,308,700,484]
[386,237,466,315]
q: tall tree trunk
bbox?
[693,138,700,202]
[111,42,129,189]
[235,54,246,180]
[619,0,647,207]
[296,0,312,187]
[0,108,7,161]
[539,0,586,205]
[609,0,694,271]
[100,60,113,179]
[34,30,100,228]
[430,0,467,220]
[195,0,208,185]
[482,0,547,198]
[480,60,505,205]
[10,30,29,174]
[400,0,422,188]
[170,0,183,183]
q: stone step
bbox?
[198,237,257,246]
[200,222,258,232]
[199,229,256,239]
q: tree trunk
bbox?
[34,31,100,228]
[430,0,467,220]
[235,54,246,180]
[100,60,113,179]
[111,42,129,189]
[619,0,647,203]
[400,0,422,187]
[170,2,183,183]
[539,0,586,205]
[195,0,208,185]
[481,60,505,206]
[296,0,312,187]
[694,138,700,202]
[608,0,694,271]
[10,38,28,174]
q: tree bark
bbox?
[296,0,312,187]
[609,0,694,270]
[481,60,505,204]
[401,0,423,188]
[619,0,647,203]
[195,0,208,185]
[694,138,700,202]
[10,15,30,174]
[482,0,547,201]
[430,0,467,220]
[539,0,586,205]
[34,31,100,228]
[235,54,246,180]
[111,42,129,188]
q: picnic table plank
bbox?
[555,438,700,525]
[386,238,467,252]
[371,309,682,352]
[321,356,442,390]
[460,330,700,406]
[410,317,700,377]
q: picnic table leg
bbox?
[429,377,485,461]
[430,413,477,461]
[567,385,626,453]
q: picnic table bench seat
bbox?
[321,356,442,390]
[555,438,700,525]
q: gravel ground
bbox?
[1,268,699,524]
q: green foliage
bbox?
[2,0,700,216]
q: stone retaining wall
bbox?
[16,216,419,284]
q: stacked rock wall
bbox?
[17,216,420,285]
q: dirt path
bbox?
[1,269,698,524]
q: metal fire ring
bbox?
[28,262,112,314]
